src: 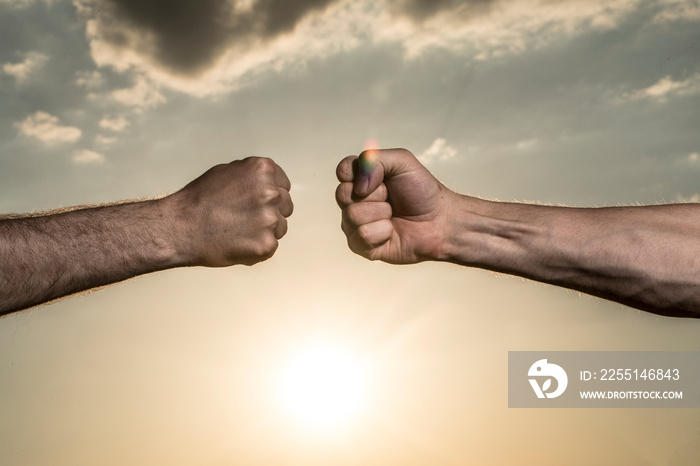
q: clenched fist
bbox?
[166,157,294,267]
[335,148,457,264]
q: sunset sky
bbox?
[1,0,699,464]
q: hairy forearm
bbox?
[0,158,293,315]
[442,196,700,318]
[0,199,182,315]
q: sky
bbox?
[0,0,699,464]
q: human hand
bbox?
[335,148,457,263]
[165,157,293,266]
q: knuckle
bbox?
[340,218,352,236]
[347,236,363,254]
[336,156,357,181]
[335,183,351,207]
[357,223,373,243]
[348,236,371,259]
[261,209,279,227]
[261,185,281,204]
[346,203,362,223]
[254,234,278,258]
[284,197,294,216]
[335,184,345,205]
[254,157,276,174]
[277,219,289,238]
[340,210,355,231]
[241,156,276,177]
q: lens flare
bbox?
[359,140,380,180]
[362,137,380,151]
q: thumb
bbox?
[354,148,421,197]
[354,149,385,197]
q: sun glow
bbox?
[276,340,371,432]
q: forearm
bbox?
[0,158,293,316]
[0,198,183,315]
[442,196,700,318]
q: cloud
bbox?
[74,70,103,89]
[391,0,494,22]
[628,73,700,101]
[98,115,130,131]
[15,111,82,143]
[83,0,236,76]
[0,0,43,6]
[417,138,457,165]
[643,76,686,97]
[2,52,48,83]
[77,0,340,76]
[376,0,644,60]
[653,0,700,23]
[111,75,165,109]
[73,0,697,104]
[74,0,367,100]
[675,193,700,203]
[516,138,539,151]
[72,149,106,163]
[95,134,117,145]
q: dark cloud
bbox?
[254,0,338,36]
[102,0,233,75]
[393,0,495,22]
[97,0,339,76]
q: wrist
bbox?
[438,194,489,265]
[439,195,549,274]
[150,195,194,268]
